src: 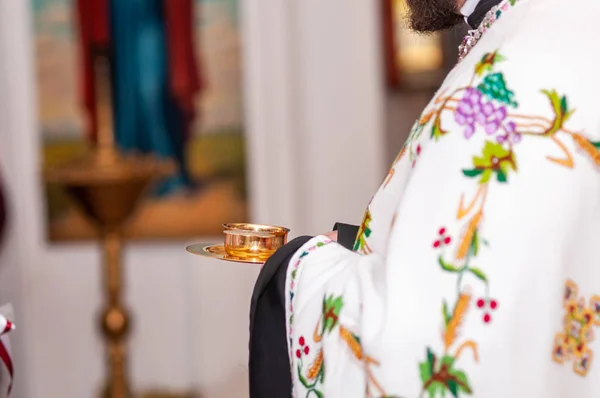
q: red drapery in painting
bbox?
[164,0,204,140]
[75,0,110,142]
[75,0,203,142]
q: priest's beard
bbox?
[405,0,464,32]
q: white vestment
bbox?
[285,0,600,396]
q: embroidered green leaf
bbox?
[560,95,568,114]
[427,348,436,373]
[453,370,472,393]
[542,89,561,115]
[318,359,326,383]
[291,269,297,279]
[564,109,575,123]
[431,118,447,141]
[469,229,480,257]
[509,0,517,5]
[474,51,505,76]
[316,242,325,247]
[447,379,459,398]
[297,363,316,389]
[313,390,324,398]
[480,169,493,184]
[442,301,452,326]
[496,169,507,183]
[477,72,517,107]
[419,349,434,383]
[469,267,488,282]
[472,141,517,184]
[419,361,432,384]
[441,356,473,397]
[322,295,343,333]
[441,355,455,367]
[420,350,472,398]
[439,257,461,272]
[420,349,447,398]
[423,381,446,398]
[541,89,575,134]
[591,141,600,149]
[354,209,373,252]
[462,168,484,178]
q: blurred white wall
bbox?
[0,0,385,397]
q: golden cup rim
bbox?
[222,223,290,235]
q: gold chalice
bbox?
[222,223,289,261]
[186,223,289,264]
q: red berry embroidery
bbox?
[433,227,452,249]
[476,298,498,324]
[296,349,302,358]
[304,346,310,355]
[299,336,305,346]
[416,145,422,155]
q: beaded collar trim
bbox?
[458,0,519,62]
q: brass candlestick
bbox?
[44,54,174,398]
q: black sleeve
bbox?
[249,236,312,398]
[333,222,359,250]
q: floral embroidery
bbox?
[295,293,388,398]
[420,226,485,398]
[296,48,600,397]
[354,209,373,253]
[410,50,600,397]
[295,295,342,398]
[288,239,334,361]
[552,280,600,376]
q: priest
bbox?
[250,0,600,396]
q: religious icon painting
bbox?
[32,0,248,241]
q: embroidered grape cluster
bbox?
[476,297,498,324]
[477,72,518,107]
[496,120,521,144]
[454,88,520,143]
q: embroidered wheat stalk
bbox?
[454,340,479,362]
[444,292,471,350]
[307,349,323,380]
[572,133,600,166]
[340,325,363,361]
[456,211,482,260]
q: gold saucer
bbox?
[186,243,265,264]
